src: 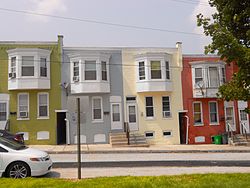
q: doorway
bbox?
[238,101,250,134]
[57,112,66,145]
[179,112,187,144]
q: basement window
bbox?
[163,131,172,137]
[145,132,154,139]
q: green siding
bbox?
[0,41,62,145]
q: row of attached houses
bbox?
[0,36,249,145]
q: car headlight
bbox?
[30,155,50,162]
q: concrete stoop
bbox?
[110,132,149,147]
[230,134,250,146]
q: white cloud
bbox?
[27,0,67,22]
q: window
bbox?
[151,61,161,79]
[128,105,136,123]
[40,58,47,77]
[101,61,107,81]
[165,61,170,79]
[73,61,79,81]
[21,56,34,76]
[139,61,145,80]
[85,61,96,80]
[145,97,154,118]
[221,67,226,84]
[9,57,16,78]
[162,96,171,118]
[112,104,120,122]
[92,97,102,121]
[163,131,172,137]
[0,103,7,121]
[193,102,202,125]
[194,68,203,84]
[209,102,218,124]
[145,132,154,138]
[209,67,219,87]
[38,93,49,118]
[18,93,29,118]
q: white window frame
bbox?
[221,67,226,84]
[17,93,29,120]
[73,61,80,82]
[208,101,219,125]
[208,66,219,88]
[150,60,162,79]
[21,56,35,77]
[194,67,203,85]
[193,101,203,126]
[85,60,97,80]
[0,102,7,121]
[9,56,16,78]
[162,96,171,118]
[145,96,154,119]
[165,61,170,80]
[92,96,103,122]
[101,61,108,81]
[37,92,49,119]
[138,61,145,80]
[40,57,47,77]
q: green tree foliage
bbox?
[197,0,250,111]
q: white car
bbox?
[0,136,52,178]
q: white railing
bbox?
[226,122,234,139]
[240,122,248,140]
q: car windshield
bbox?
[0,136,27,150]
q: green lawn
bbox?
[1,174,250,188]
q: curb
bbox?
[46,150,250,154]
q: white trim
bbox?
[92,96,103,122]
[208,101,219,125]
[55,110,68,113]
[193,101,203,126]
[37,92,49,119]
[111,102,122,130]
[17,93,29,119]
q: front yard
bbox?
[1,173,250,188]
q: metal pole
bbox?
[77,98,81,179]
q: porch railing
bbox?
[241,122,248,140]
[124,122,130,145]
[226,122,235,141]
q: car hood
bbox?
[16,147,48,157]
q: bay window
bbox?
[139,61,145,80]
[101,61,107,81]
[21,56,34,76]
[151,61,161,79]
[40,58,47,77]
[85,61,96,80]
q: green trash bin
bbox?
[214,135,222,145]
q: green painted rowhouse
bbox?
[0,36,63,144]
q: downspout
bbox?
[65,118,70,145]
[184,115,189,144]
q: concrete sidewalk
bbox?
[28,144,250,154]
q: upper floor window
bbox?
[85,61,96,80]
[40,58,47,77]
[151,61,161,79]
[73,61,79,82]
[165,61,170,79]
[221,67,226,83]
[9,57,16,78]
[101,61,107,81]
[18,93,29,119]
[139,61,145,80]
[208,67,219,87]
[145,97,154,118]
[194,68,203,84]
[38,93,49,118]
[21,56,34,76]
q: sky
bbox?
[0,0,216,54]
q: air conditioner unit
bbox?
[163,111,171,118]
[8,72,16,78]
[19,111,28,118]
[73,76,79,82]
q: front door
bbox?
[238,101,250,133]
[126,103,138,131]
[0,101,8,130]
[111,103,123,130]
[225,106,236,131]
[57,112,66,145]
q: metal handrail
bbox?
[241,122,248,140]
[124,122,130,145]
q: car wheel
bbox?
[6,162,31,178]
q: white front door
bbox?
[225,106,236,131]
[0,101,8,130]
[126,103,138,131]
[238,101,250,133]
[111,103,123,130]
